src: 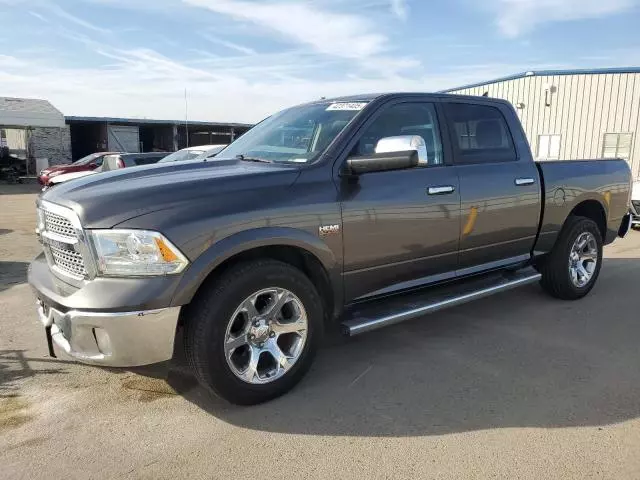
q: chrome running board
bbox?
[341,267,541,336]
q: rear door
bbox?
[442,101,540,273]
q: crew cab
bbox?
[29,93,633,405]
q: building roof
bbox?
[65,116,253,128]
[0,97,66,128]
[443,67,640,93]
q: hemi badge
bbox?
[319,224,340,237]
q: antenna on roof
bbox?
[184,88,189,148]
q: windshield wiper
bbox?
[236,154,273,164]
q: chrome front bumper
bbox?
[36,300,180,367]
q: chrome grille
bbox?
[39,201,88,280]
[44,210,76,239]
[50,243,88,277]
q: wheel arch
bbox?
[172,227,341,322]
[568,199,607,241]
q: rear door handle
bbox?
[428,185,456,195]
[515,177,535,186]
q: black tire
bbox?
[184,259,323,405]
[538,215,603,300]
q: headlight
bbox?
[89,229,189,276]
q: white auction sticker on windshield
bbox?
[326,102,368,111]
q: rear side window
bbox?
[444,103,516,163]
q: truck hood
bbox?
[41,159,301,228]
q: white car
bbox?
[43,169,98,191]
[157,144,227,163]
[632,179,640,229]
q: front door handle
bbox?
[515,177,535,186]
[428,185,456,195]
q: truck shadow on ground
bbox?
[0,261,30,292]
[0,350,71,397]
[144,257,640,437]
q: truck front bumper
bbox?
[36,300,180,367]
[29,253,183,367]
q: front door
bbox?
[442,101,541,273]
[340,101,461,302]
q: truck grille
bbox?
[632,200,640,214]
[39,202,89,280]
[49,243,88,277]
[43,210,76,239]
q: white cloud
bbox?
[201,33,257,55]
[28,10,49,23]
[492,0,638,37]
[390,0,408,20]
[42,2,111,34]
[183,0,387,59]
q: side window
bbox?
[444,103,516,163]
[353,103,444,166]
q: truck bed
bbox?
[535,158,631,253]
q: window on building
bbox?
[443,103,516,164]
[602,133,633,159]
[537,134,561,160]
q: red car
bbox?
[38,152,120,185]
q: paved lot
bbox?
[2,184,640,479]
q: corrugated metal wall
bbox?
[448,73,640,179]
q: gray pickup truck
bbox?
[29,93,633,404]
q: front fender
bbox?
[170,227,340,306]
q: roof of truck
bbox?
[305,92,512,105]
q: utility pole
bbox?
[184,88,189,148]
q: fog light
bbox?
[93,328,112,355]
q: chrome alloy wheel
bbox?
[568,232,598,288]
[224,288,308,384]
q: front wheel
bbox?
[539,215,603,300]
[184,260,323,405]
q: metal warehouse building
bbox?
[445,67,640,180]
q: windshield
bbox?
[219,101,368,163]
[158,149,207,163]
[72,152,104,166]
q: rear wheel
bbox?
[184,260,323,405]
[539,216,603,300]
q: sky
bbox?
[1,0,639,123]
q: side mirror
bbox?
[344,135,424,175]
[374,135,428,165]
[345,150,418,175]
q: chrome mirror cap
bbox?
[375,135,428,165]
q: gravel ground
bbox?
[2,184,640,479]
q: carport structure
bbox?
[65,116,253,161]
